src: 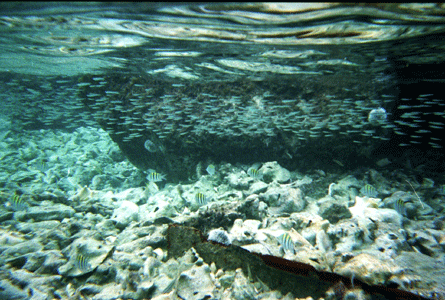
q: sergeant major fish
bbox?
[360,184,378,198]
[147,171,166,182]
[277,232,295,255]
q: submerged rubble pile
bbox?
[2,3,445,300]
[0,126,444,299]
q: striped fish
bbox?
[10,193,28,211]
[75,253,90,271]
[422,178,434,188]
[360,184,378,198]
[277,232,295,254]
[395,199,407,216]
[195,192,208,206]
[34,160,48,173]
[247,167,262,180]
[147,172,166,183]
[438,185,445,196]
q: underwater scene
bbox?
[1,2,445,300]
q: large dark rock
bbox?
[319,201,352,224]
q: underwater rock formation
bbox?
[1,126,444,299]
[167,224,430,300]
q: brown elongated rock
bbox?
[167,224,430,300]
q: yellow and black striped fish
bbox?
[277,232,295,254]
[195,192,208,206]
[360,184,378,197]
[147,172,166,183]
[75,253,90,271]
[247,167,262,180]
[394,199,407,216]
[10,193,27,211]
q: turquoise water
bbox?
[0,3,445,300]
[1,3,444,179]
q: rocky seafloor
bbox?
[1,126,445,300]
